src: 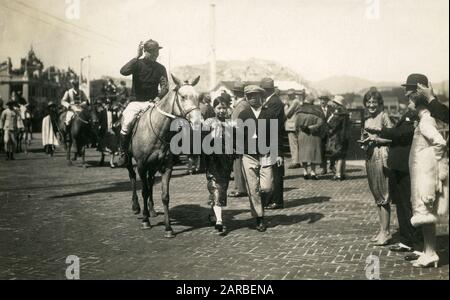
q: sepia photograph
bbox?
[0,0,448,285]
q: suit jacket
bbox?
[429,98,449,124]
[231,98,250,120]
[237,94,286,158]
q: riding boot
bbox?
[117,133,130,167]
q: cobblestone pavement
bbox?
[0,135,448,280]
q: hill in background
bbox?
[172,58,312,93]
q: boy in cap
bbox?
[118,39,169,166]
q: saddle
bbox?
[131,103,155,138]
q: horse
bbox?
[58,104,99,168]
[127,74,202,238]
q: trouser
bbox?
[288,132,299,164]
[241,154,274,218]
[320,137,327,170]
[389,170,423,248]
[65,108,80,125]
[120,101,154,135]
[266,162,285,207]
[233,156,247,194]
[4,129,16,152]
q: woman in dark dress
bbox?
[326,96,351,180]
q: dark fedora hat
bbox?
[401,73,429,92]
[260,78,276,89]
[232,81,245,92]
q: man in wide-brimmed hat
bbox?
[0,100,19,160]
[118,39,169,166]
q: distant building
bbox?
[211,80,310,100]
[0,47,79,131]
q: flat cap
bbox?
[244,85,265,95]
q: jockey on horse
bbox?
[61,79,90,141]
[117,39,169,166]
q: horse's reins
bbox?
[149,85,201,145]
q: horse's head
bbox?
[79,103,100,128]
[171,74,203,127]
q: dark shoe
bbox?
[117,133,130,167]
[405,253,421,261]
[256,217,267,232]
[228,191,248,198]
[215,223,224,233]
[389,243,412,253]
[304,174,311,180]
[266,203,284,210]
[311,174,319,180]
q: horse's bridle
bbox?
[149,85,201,145]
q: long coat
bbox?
[295,104,324,164]
[409,109,448,227]
[326,106,350,159]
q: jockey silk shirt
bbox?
[120,58,169,102]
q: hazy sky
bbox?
[0,0,448,83]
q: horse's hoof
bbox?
[141,221,151,230]
[149,210,158,218]
[164,230,175,238]
[132,207,141,215]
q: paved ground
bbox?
[0,135,448,280]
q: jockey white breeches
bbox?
[120,101,154,135]
[65,106,83,125]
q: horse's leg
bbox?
[82,146,87,168]
[161,162,174,238]
[138,166,151,229]
[147,173,157,218]
[100,152,105,166]
[127,164,140,215]
[67,140,72,166]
